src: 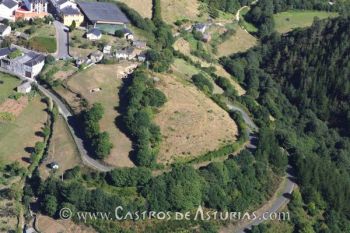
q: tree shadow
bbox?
[24,147,35,154]
[114,76,137,165]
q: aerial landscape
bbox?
[0,0,349,232]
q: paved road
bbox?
[36,85,113,172]
[235,166,295,233]
[223,103,296,233]
[1,68,113,172]
[53,20,70,59]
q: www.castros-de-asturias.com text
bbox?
[59,205,290,223]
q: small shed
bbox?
[86,28,102,40]
[17,81,32,94]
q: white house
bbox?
[103,45,112,54]
[17,81,32,93]
[22,0,48,13]
[115,47,136,60]
[89,50,103,63]
[194,23,207,34]
[0,0,18,20]
[0,47,45,78]
[52,0,74,11]
[0,24,11,37]
[86,28,102,40]
[132,40,147,49]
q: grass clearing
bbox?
[173,38,246,96]
[66,63,135,167]
[16,23,57,53]
[274,10,338,33]
[29,36,57,53]
[0,73,20,104]
[240,7,258,33]
[117,0,152,18]
[154,73,238,165]
[217,26,257,57]
[39,116,81,180]
[0,96,48,166]
[161,0,207,24]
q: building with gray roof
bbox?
[77,1,130,25]
[0,46,45,78]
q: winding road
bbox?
[0,67,113,172]
[37,85,113,172]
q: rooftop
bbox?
[77,1,130,24]
[0,0,17,9]
[87,28,101,36]
[0,47,45,67]
[61,6,80,15]
[0,24,10,33]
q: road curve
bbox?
[223,103,296,233]
[234,167,295,233]
[1,68,114,172]
[36,85,113,172]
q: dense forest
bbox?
[221,16,350,232]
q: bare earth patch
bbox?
[217,26,257,57]
[37,215,96,233]
[117,0,152,18]
[67,63,134,167]
[0,96,28,117]
[154,74,238,165]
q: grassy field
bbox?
[17,23,57,53]
[217,26,257,57]
[154,73,238,165]
[173,38,246,96]
[0,96,48,166]
[117,0,152,18]
[66,64,134,167]
[39,116,81,180]
[29,36,56,53]
[161,0,208,24]
[240,7,258,33]
[274,10,338,33]
[0,74,20,104]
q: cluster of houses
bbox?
[0,0,49,21]
[76,39,147,68]
[178,22,212,43]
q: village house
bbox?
[0,0,18,20]
[103,45,112,54]
[86,28,102,40]
[60,6,83,27]
[132,40,146,49]
[194,23,207,34]
[0,46,45,78]
[137,51,147,62]
[115,47,137,60]
[122,28,134,41]
[50,0,83,27]
[0,24,11,37]
[17,81,32,93]
[15,0,48,20]
[89,50,103,63]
